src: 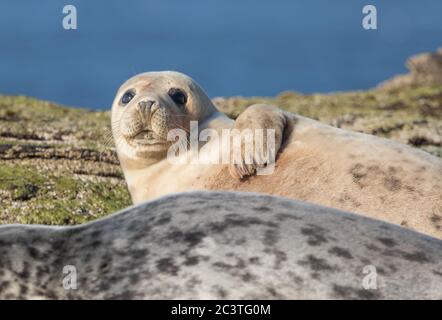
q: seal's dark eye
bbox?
[168,88,187,106]
[121,90,135,105]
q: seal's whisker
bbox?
[173,123,190,134]
[101,134,117,149]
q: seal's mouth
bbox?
[129,130,166,146]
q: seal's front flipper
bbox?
[228,104,288,180]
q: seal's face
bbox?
[111,71,214,160]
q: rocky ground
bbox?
[1,49,441,225]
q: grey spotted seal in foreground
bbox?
[1,191,441,299]
[111,71,442,238]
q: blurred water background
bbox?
[0,0,441,109]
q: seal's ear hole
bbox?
[168,88,187,107]
[120,89,136,106]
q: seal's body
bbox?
[111,71,442,238]
[203,112,442,238]
[1,192,441,299]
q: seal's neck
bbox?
[117,149,168,171]
[198,110,234,132]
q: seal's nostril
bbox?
[138,100,155,112]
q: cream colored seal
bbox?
[111,71,442,238]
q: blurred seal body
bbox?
[0,192,441,299]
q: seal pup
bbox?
[111,71,442,238]
[0,191,441,299]
[112,71,283,200]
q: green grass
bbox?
[218,86,442,120]
[0,163,131,225]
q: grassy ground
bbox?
[214,86,442,157]
[1,85,441,225]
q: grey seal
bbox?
[0,191,441,299]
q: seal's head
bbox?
[111,71,216,164]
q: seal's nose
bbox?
[137,100,155,113]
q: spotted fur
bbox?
[0,191,441,299]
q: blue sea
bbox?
[0,0,441,109]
